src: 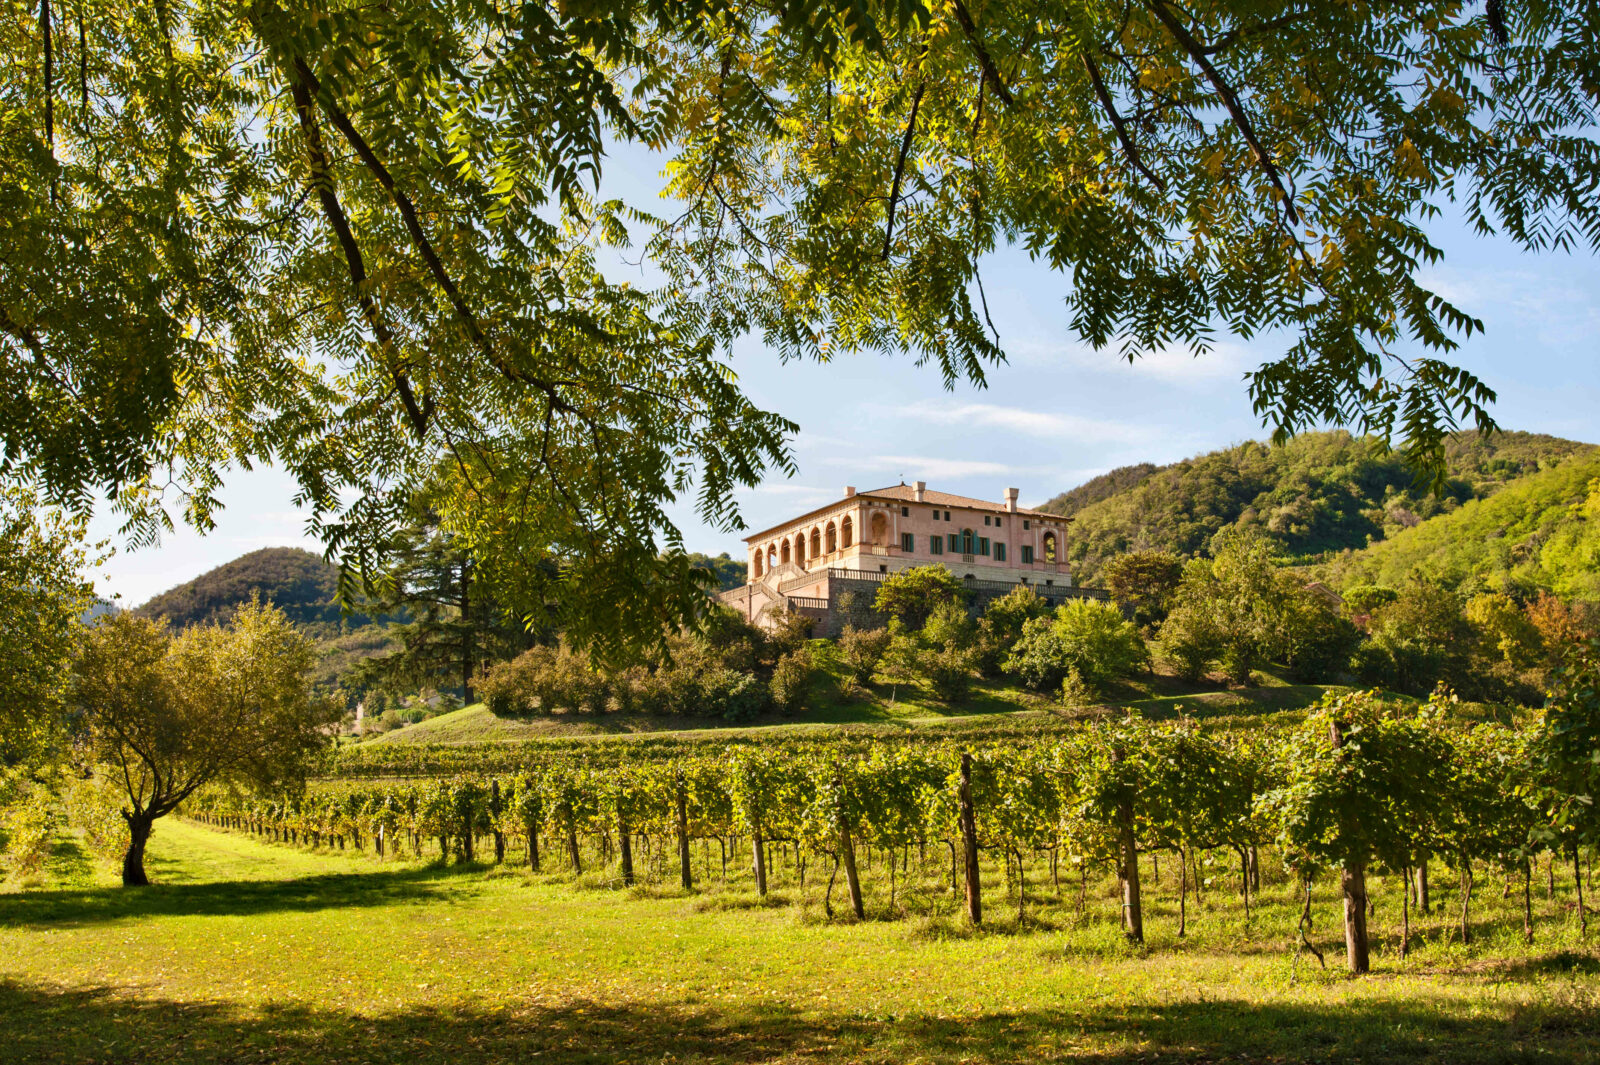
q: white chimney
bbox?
[912,480,927,502]
[844,486,856,497]
[1003,487,1019,512]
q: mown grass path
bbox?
[3,819,1598,1063]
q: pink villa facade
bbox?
[718,482,1092,630]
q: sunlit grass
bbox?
[2,819,1596,1063]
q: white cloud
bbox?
[888,401,1147,443]
[827,454,1026,479]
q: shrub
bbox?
[1,784,54,880]
[922,601,976,652]
[769,648,816,715]
[1156,602,1220,682]
[975,585,1051,677]
[703,668,768,722]
[1004,599,1148,697]
[837,625,890,687]
[923,645,977,704]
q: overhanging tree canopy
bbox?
[5,0,1597,649]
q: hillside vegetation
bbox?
[1040,430,1592,581]
[135,547,380,635]
[1322,448,1600,600]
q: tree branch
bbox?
[883,81,927,261]
[1083,52,1167,191]
[287,74,432,440]
[1142,0,1299,224]
[951,0,1015,108]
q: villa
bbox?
[718,482,1107,634]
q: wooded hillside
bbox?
[1040,430,1592,581]
[135,547,374,634]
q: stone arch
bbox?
[752,550,763,579]
[780,539,791,565]
[840,515,854,548]
[794,534,805,566]
[809,526,822,559]
[825,520,838,554]
[767,543,779,571]
[870,511,888,544]
[1042,530,1058,563]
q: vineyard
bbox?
[190,689,1599,974]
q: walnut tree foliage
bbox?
[5,0,1600,651]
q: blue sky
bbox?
[87,183,1600,607]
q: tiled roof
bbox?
[856,484,1057,517]
[742,484,1066,542]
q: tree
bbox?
[74,602,336,885]
[872,566,967,630]
[12,0,1592,652]
[1101,551,1185,629]
[836,626,891,689]
[357,500,537,703]
[1356,578,1473,695]
[0,487,99,771]
[974,585,1052,677]
[1158,530,1283,684]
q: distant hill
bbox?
[1039,430,1594,582]
[1319,449,1600,600]
[688,552,747,592]
[136,547,373,632]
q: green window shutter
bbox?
[995,543,1006,562]
[978,537,989,556]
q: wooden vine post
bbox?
[1113,745,1143,944]
[837,768,865,919]
[490,780,505,864]
[751,814,768,896]
[676,769,692,891]
[958,753,982,926]
[618,808,634,886]
[1329,719,1370,974]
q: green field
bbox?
[6,817,1599,1064]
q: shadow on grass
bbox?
[0,862,485,929]
[1,974,1596,1064]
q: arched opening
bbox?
[752,551,763,579]
[840,515,854,548]
[810,527,822,559]
[961,528,975,554]
[768,544,779,571]
[825,521,837,554]
[795,534,805,566]
[870,511,888,543]
[1042,531,1057,563]
[780,539,791,565]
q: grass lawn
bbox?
[5,819,1598,1063]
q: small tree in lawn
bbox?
[872,566,966,630]
[74,600,335,886]
[1265,691,1450,973]
[836,625,891,691]
[1003,599,1147,699]
[1101,551,1185,630]
[974,585,1051,677]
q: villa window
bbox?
[977,536,989,556]
[961,529,975,554]
[1021,545,1034,564]
[900,532,915,552]
[947,532,958,552]
[995,543,1007,562]
[984,515,991,526]
[1023,520,1031,531]
[901,506,909,517]
[930,535,943,555]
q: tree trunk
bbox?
[676,780,692,891]
[122,813,155,887]
[840,822,864,919]
[527,820,541,872]
[1342,860,1371,974]
[1401,866,1410,959]
[1238,846,1251,921]
[1459,861,1473,945]
[567,824,581,874]
[1178,848,1188,938]
[1416,857,1430,913]
[958,753,982,926]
